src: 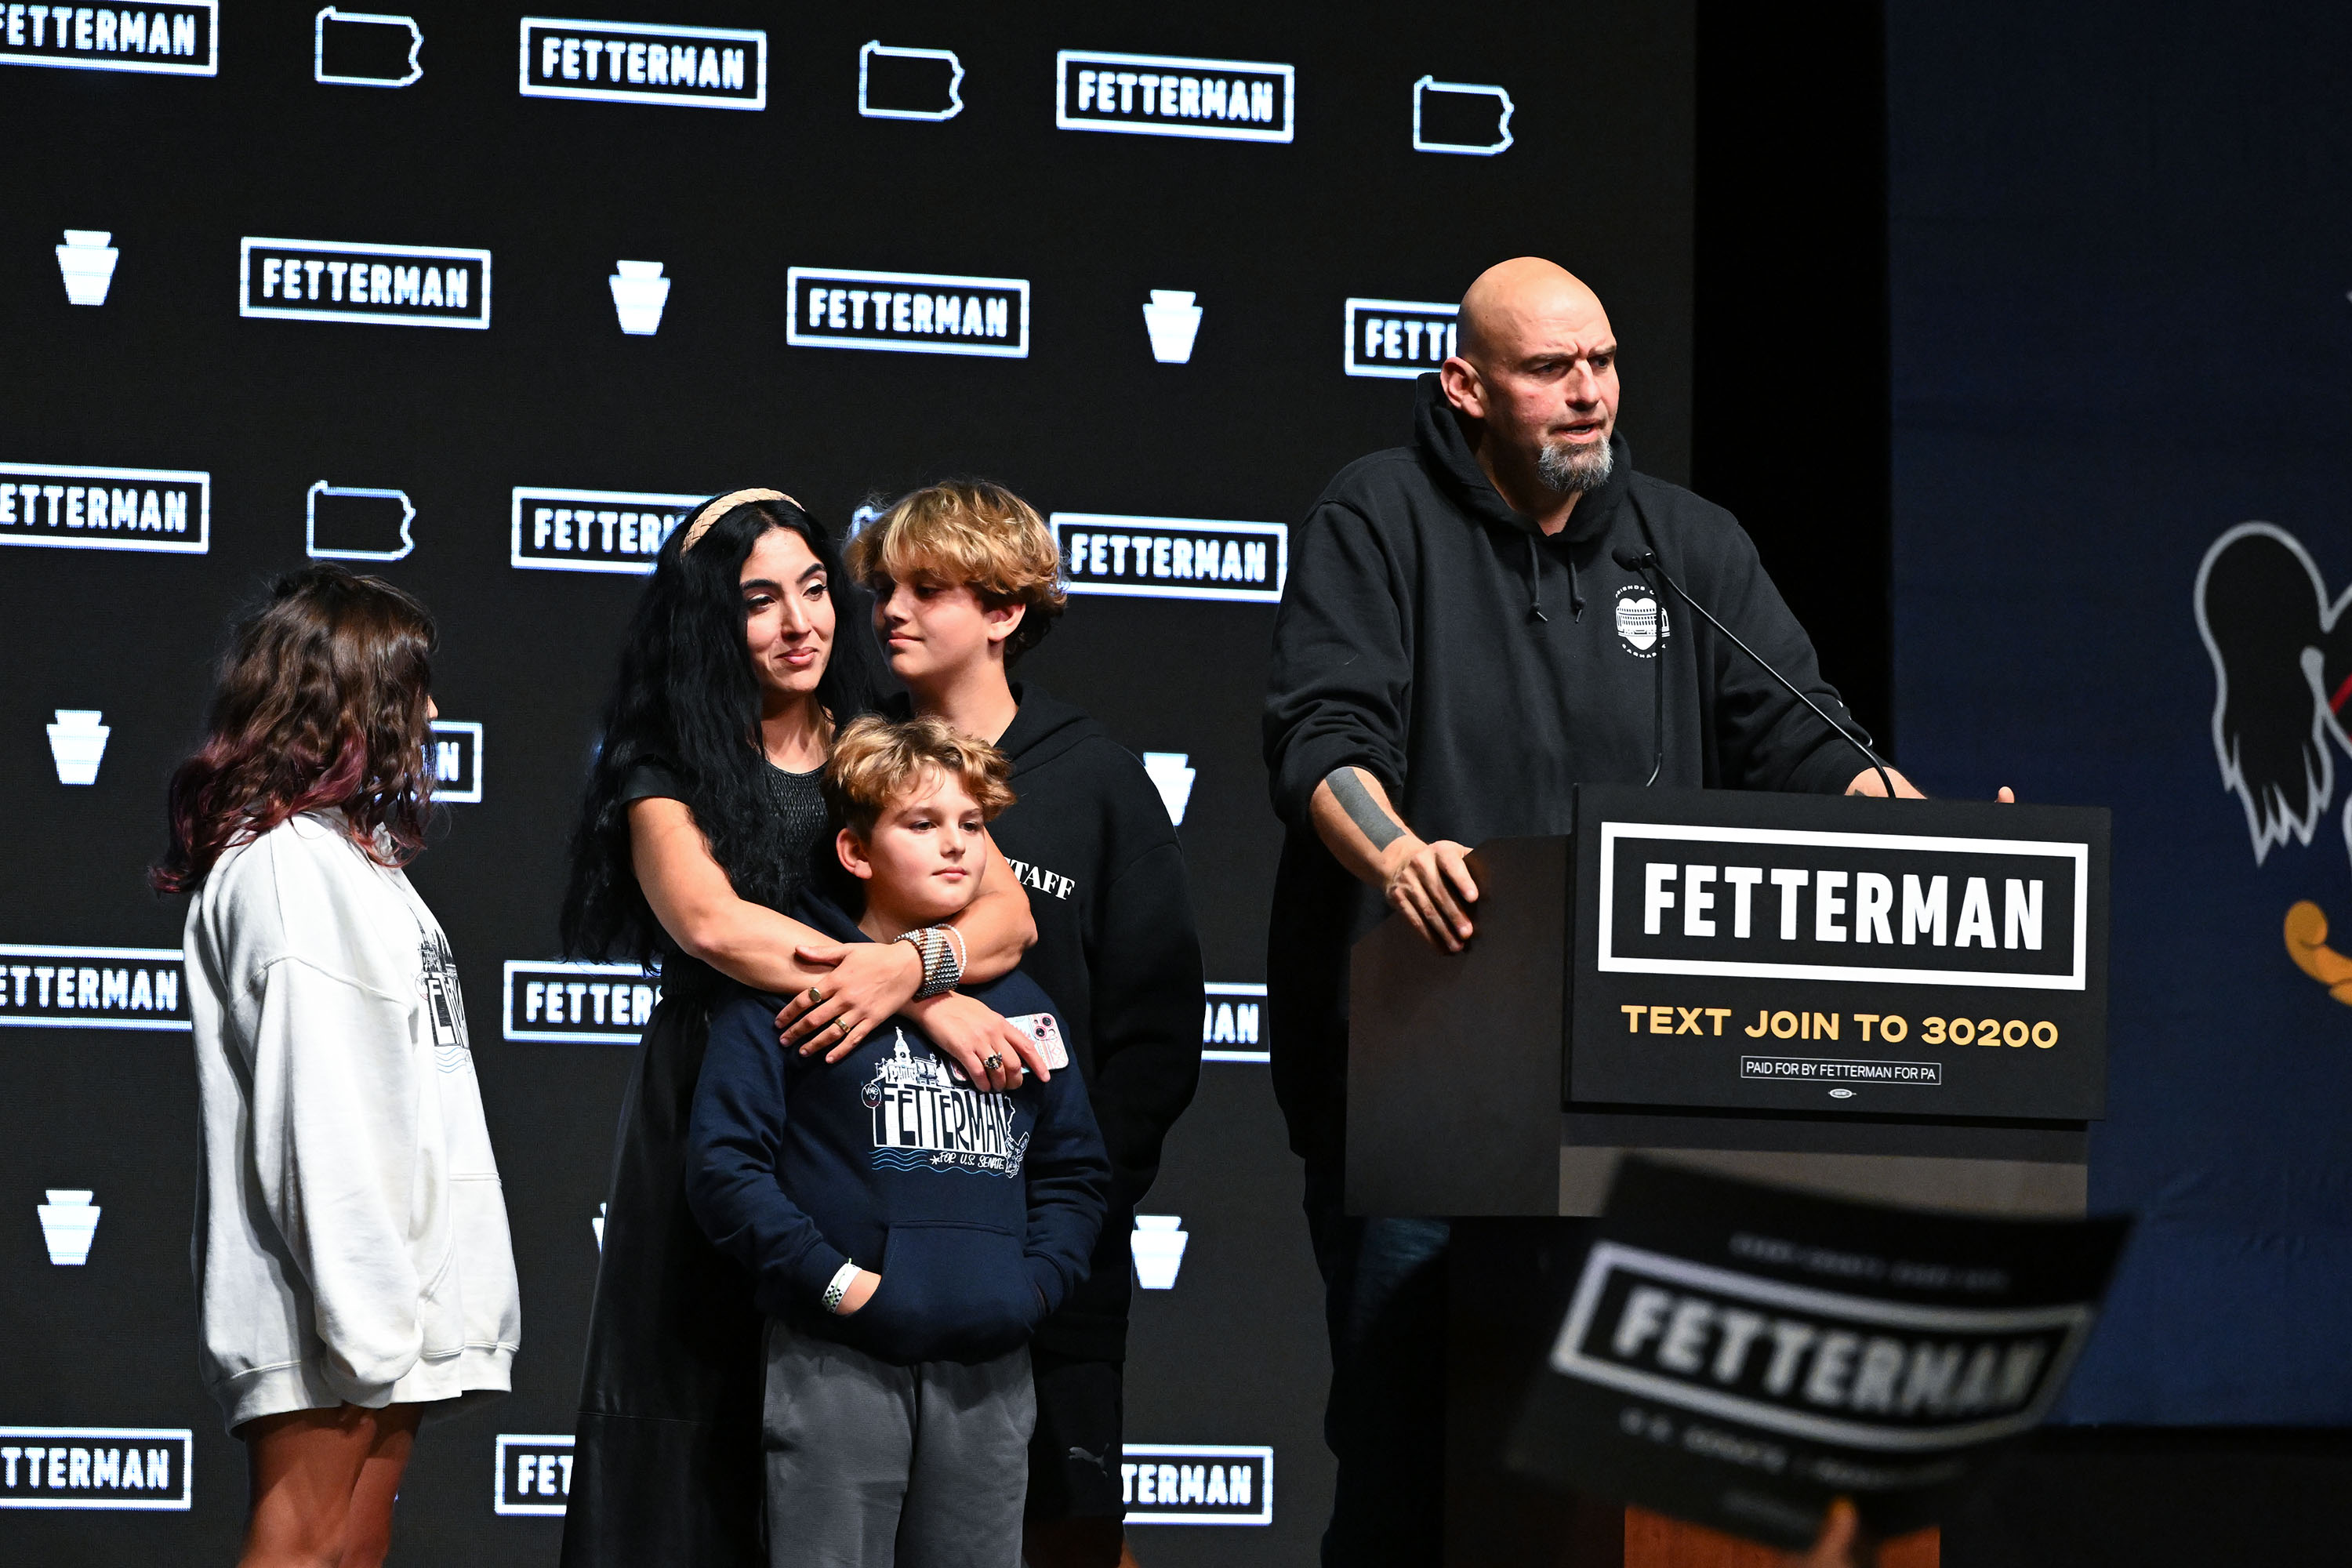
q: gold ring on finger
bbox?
[836,1018,851,1036]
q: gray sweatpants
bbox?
[761,1318,1035,1568]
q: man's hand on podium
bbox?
[1377,835,1480,953]
[1311,766,1482,951]
[1843,765,1925,797]
[1844,765,2017,803]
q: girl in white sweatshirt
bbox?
[157,566,520,1568]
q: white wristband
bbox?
[822,1260,862,1315]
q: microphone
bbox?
[1612,547,1896,799]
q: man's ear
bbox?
[837,827,875,881]
[1439,355,1486,420]
[983,600,1025,648]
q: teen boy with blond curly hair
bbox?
[850,485,1203,1568]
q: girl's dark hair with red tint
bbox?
[152,564,438,894]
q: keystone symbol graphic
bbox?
[610,262,671,335]
[47,710,110,785]
[1131,1214,1188,1289]
[1142,292,1203,363]
[38,1189,102,1265]
[56,230,119,306]
[1142,753,1196,825]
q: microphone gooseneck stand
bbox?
[1612,544,1896,800]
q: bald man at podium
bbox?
[1263,258,1918,1566]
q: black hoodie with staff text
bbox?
[889,683,1204,1360]
[1263,373,1871,1168]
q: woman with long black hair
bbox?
[557,490,1047,1566]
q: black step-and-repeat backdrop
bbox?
[0,2,1697,1560]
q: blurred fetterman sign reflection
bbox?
[1508,1160,2129,1548]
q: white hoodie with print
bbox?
[184,810,520,1433]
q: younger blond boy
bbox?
[685,716,1111,1567]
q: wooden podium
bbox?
[1347,786,2111,1565]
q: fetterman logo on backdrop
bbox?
[1120,1444,1272,1525]
[511,486,701,573]
[241,238,490,329]
[1050,514,1286,604]
[503,960,659,1043]
[1345,299,1457,379]
[1202,982,1265,1062]
[1057,50,1292,143]
[0,946,187,1030]
[493,1434,572,1515]
[428,720,482,804]
[518,16,764,109]
[0,1428,191,1509]
[0,463,207,554]
[0,4,214,75]
[2195,521,2352,1006]
[787,267,1029,358]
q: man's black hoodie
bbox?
[1263,374,1870,1167]
[891,683,1205,1360]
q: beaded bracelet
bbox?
[894,924,963,1000]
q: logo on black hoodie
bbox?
[1613,581,1669,659]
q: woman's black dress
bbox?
[559,761,830,1568]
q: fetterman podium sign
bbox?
[1346,784,2111,1219]
[1572,785,2108,1122]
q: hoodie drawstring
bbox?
[1523,533,1585,624]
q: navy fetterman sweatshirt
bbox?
[684,894,1112,1367]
